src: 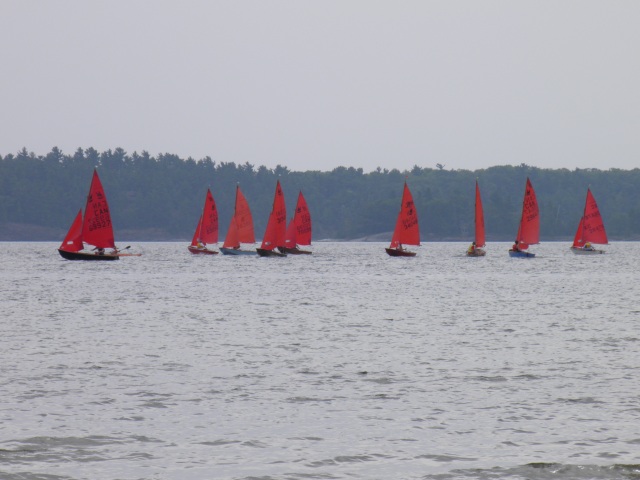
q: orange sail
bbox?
[284,191,312,248]
[389,182,420,248]
[82,170,116,249]
[222,185,255,249]
[572,217,585,247]
[474,180,486,248]
[573,188,608,247]
[190,215,204,247]
[284,218,297,248]
[293,191,312,246]
[260,180,287,251]
[515,177,539,248]
[234,186,255,244]
[223,217,240,249]
[59,210,84,252]
[191,188,218,246]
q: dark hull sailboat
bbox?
[58,170,138,261]
[257,180,287,258]
[257,248,287,257]
[57,249,119,261]
[509,177,539,258]
[188,188,219,255]
[278,246,311,255]
[385,182,420,257]
[221,185,258,255]
[385,247,416,257]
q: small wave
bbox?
[415,453,477,462]
[558,396,604,404]
[286,396,333,403]
[198,439,241,446]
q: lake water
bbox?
[1,242,639,480]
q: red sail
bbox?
[284,218,297,247]
[293,191,312,246]
[389,182,420,248]
[60,210,84,252]
[198,189,219,244]
[82,170,116,249]
[474,180,486,248]
[581,188,608,245]
[515,177,539,246]
[234,186,255,244]
[222,217,240,249]
[260,180,287,250]
[190,215,203,247]
[261,210,278,250]
[572,216,585,247]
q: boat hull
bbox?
[278,247,312,255]
[188,245,218,255]
[58,249,119,261]
[509,249,535,258]
[257,248,287,257]
[219,247,257,256]
[570,246,605,255]
[385,248,417,257]
[466,248,486,257]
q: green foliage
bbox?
[1,147,639,241]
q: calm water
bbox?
[1,242,639,480]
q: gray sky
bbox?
[1,1,639,172]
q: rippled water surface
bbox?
[1,242,639,480]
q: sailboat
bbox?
[279,191,312,255]
[385,182,420,257]
[188,188,219,255]
[220,185,257,255]
[466,180,486,257]
[58,169,140,260]
[257,180,287,257]
[509,177,539,258]
[570,188,608,254]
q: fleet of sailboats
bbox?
[58,172,616,261]
[509,177,540,258]
[58,169,141,260]
[187,188,219,255]
[570,188,608,254]
[385,182,420,257]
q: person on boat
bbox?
[584,242,593,251]
[511,240,520,252]
[398,243,404,251]
[97,248,105,255]
[197,241,205,250]
[467,242,476,254]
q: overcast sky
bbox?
[1,1,639,172]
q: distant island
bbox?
[1,147,639,242]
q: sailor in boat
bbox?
[467,241,476,254]
[97,248,105,255]
[511,240,520,252]
[583,242,593,251]
[196,241,206,250]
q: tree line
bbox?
[1,147,639,241]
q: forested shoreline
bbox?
[1,147,639,242]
